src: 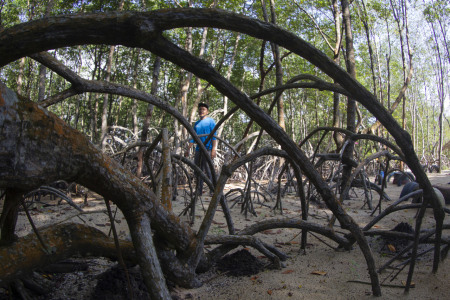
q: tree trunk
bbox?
[269,0,285,131]
[431,22,445,173]
[175,27,193,146]
[217,33,240,138]
[262,0,285,131]
[341,0,357,199]
[331,0,344,149]
[37,0,55,102]
[136,56,161,177]
[357,1,378,98]
[100,45,115,151]
[160,128,173,210]
[100,0,124,151]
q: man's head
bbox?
[198,102,209,119]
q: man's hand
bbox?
[211,139,217,159]
[185,143,192,157]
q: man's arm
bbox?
[210,119,217,159]
[211,139,217,159]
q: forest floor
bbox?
[1,172,450,299]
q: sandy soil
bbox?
[2,172,450,300]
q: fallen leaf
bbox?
[289,241,299,245]
[387,244,396,252]
[401,281,415,288]
[267,290,273,295]
[250,276,259,281]
[282,270,294,274]
[311,271,327,276]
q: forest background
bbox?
[0,0,449,169]
[1,0,450,298]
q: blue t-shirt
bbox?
[190,117,217,151]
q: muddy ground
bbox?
[1,172,449,299]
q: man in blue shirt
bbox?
[185,103,217,196]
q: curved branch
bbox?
[0,223,135,286]
[205,234,284,268]
[299,127,405,160]
[206,217,352,264]
[251,81,350,99]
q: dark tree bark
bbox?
[0,190,22,243]
[0,223,135,286]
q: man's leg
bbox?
[194,150,203,195]
[195,150,213,195]
[202,150,213,195]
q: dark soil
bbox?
[382,222,415,253]
[0,250,265,300]
[216,249,265,277]
[91,265,149,300]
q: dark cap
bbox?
[198,102,209,109]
